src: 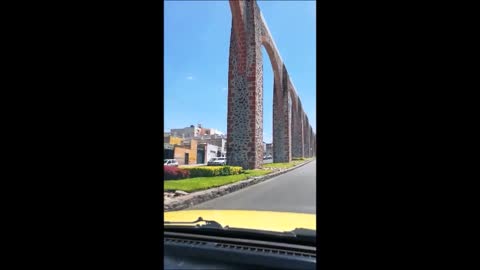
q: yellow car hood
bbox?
[164,210,316,233]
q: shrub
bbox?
[184,166,243,178]
[164,166,190,180]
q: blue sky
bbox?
[164,1,316,143]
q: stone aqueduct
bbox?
[226,0,316,169]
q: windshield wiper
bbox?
[164,216,223,229]
[164,217,316,242]
[289,228,316,238]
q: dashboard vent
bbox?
[214,243,315,259]
[164,237,207,246]
[165,237,315,259]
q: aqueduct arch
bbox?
[226,0,316,169]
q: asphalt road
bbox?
[190,160,316,214]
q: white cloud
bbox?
[222,87,227,91]
[186,76,194,80]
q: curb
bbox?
[164,158,315,212]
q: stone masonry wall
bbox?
[227,0,315,169]
[292,95,304,158]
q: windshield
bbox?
[164,0,316,246]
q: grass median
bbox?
[262,159,307,169]
[164,169,272,192]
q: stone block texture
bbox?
[227,0,315,169]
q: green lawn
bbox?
[164,169,272,192]
[262,159,307,169]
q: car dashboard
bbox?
[164,231,316,269]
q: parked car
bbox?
[208,157,227,166]
[263,155,272,160]
[164,159,179,167]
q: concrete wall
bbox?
[173,147,189,165]
[173,139,198,165]
[164,136,182,145]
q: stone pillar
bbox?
[226,0,263,169]
[304,116,311,157]
[302,113,305,156]
[273,65,291,163]
[291,96,304,158]
[302,113,308,158]
[226,0,292,168]
[310,126,313,157]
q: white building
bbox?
[206,128,224,136]
[170,124,224,139]
[196,143,222,164]
[206,144,222,161]
[195,136,227,156]
[170,125,200,139]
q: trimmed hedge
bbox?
[184,166,243,178]
[164,166,190,180]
